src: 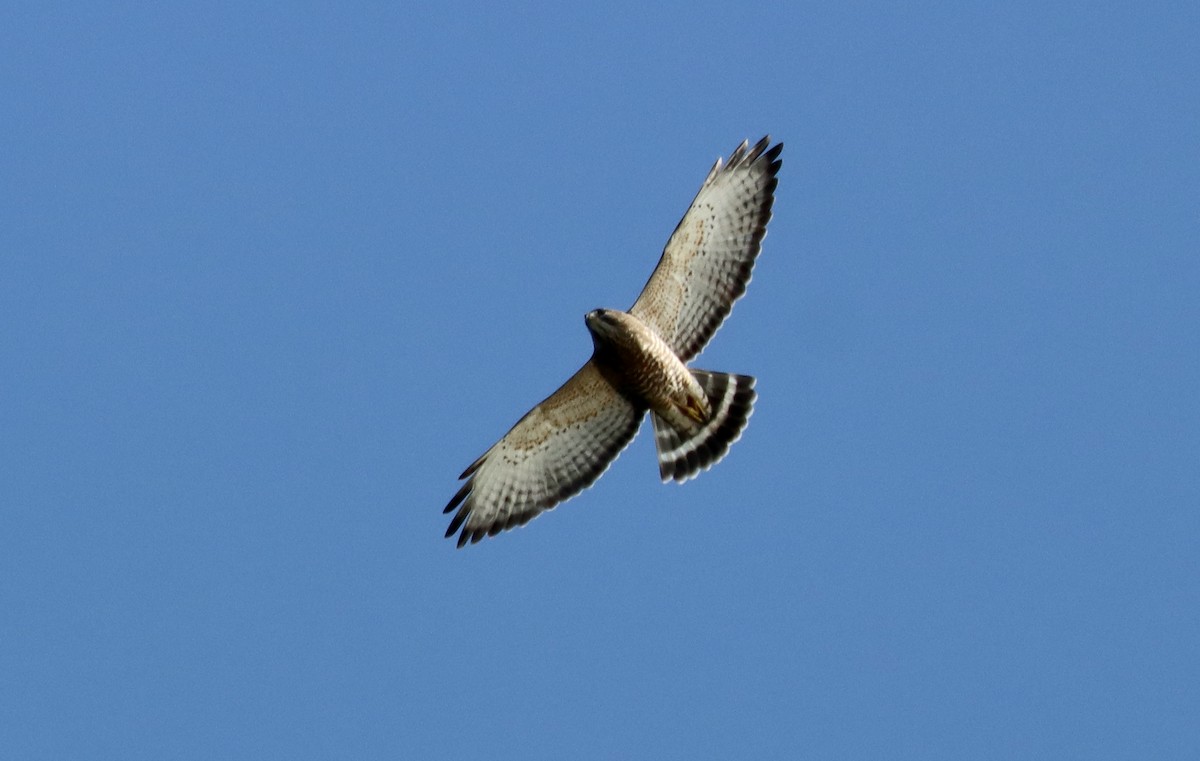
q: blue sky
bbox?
[3,2,1197,758]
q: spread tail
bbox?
[652,370,756,482]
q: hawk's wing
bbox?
[630,137,782,361]
[443,361,645,547]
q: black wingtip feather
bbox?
[443,480,472,514]
[445,503,470,537]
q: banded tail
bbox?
[652,370,756,482]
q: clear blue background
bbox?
[3,2,1197,758]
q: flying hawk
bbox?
[443,137,782,547]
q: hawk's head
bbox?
[584,308,625,341]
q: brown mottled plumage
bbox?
[443,137,782,547]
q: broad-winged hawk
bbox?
[443,137,782,547]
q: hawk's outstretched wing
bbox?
[630,137,782,361]
[443,362,645,547]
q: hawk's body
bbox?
[587,309,707,432]
[444,137,782,547]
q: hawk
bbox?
[444,137,782,547]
